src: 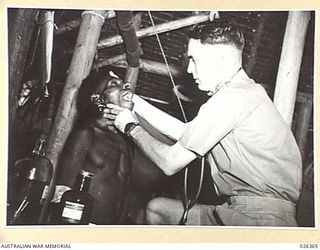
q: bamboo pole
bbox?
[94,54,183,78]
[116,59,183,78]
[273,11,310,126]
[116,11,142,90]
[97,13,213,49]
[38,10,108,224]
[94,54,127,68]
[55,10,115,35]
[124,13,141,90]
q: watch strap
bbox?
[124,122,139,136]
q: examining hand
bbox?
[104,103,138,133]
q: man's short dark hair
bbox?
[188,21,245,51]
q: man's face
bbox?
[187,39,224,92]
[95,77,134,110]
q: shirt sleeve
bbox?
[178,90,248,156]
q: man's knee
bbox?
[146,197,167,225]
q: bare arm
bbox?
[129,125,197,176]
[105,103,196,175]
[133,94,186,141]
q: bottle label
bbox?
[62,201,84,221]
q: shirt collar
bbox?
[208,67,244,96]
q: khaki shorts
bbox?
[191,196,297,227]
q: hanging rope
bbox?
[147,11,204,225]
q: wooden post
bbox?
[38,10,107,223]
[9,9,38,135]
[273,11,310,126]
[116,11,142,91]
[124,13,142,90]
[97,13,213,49]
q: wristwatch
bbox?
[124,122,139,137]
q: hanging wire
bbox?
[147,11,204,225]
[147,11,188,123]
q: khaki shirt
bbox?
[179,70,302,202]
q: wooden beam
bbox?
[115,59,183,78]
[273,11,310,126]
[94,54,184,78]
[38,10,108,223]
[55,10,115,35]
[94,54,127,68]
[97,13,213,49]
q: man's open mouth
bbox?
[123,91,133,101]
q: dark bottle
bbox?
[58,170,94,225]
[9,135,53,225]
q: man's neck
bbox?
[207,66,243,96]
[93,117,109,132]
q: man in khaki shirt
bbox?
[104,21,302,226]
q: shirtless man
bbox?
[56,71,134,224]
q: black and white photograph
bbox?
[4,4,316,242]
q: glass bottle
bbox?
[58,170,94,225]
[9,135,53,225]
